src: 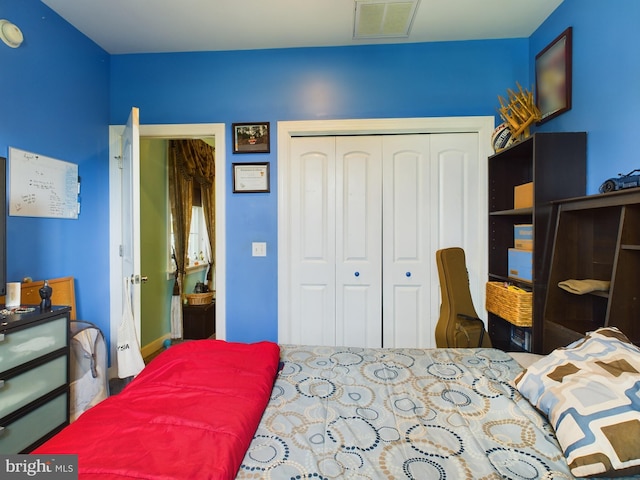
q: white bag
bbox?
[117,278,146,378]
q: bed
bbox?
[237,345,571,479]
[34,328,640,479]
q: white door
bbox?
[289,137,337,345]
[289,136,383,347]
[381,133,479,347]
[431,132,482,327]
[335,137,383,347]
[120,107,142,342]
[381,135,433,347]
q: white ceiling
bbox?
[40,0,564,55]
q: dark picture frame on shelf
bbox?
[232,162,270,193]
[232,122,270,154]
[536,27,572,124]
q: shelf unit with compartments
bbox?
[488,132,586,353]
[544,189,640,352]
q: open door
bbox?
[120,107,142,344]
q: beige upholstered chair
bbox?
[435,247,491,348]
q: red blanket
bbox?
[34,340,280,480]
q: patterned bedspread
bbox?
[237,345,574,479]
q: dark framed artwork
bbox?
[232,122,270,154]
[232,162,270,193]
[536,27,572,124]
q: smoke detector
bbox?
[0,20,23,48]
[354,0,420,39]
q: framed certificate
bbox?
[232,162,270,193]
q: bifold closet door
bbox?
[289,137,337,346]
[335,137,383,347]
[289,136,382,347]
[381,135,433,348]
[432,132,483,333]
[287,133,480,348]
[380,133,480,347]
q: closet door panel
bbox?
[340,285,373,347]
[390,286,421,345]
[382,135,432,348]
[335,136,383,347]
[289,137,337,345]
[299,285,332,345]
[431,133,483,328]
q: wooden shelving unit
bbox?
[488,132,587,353]
[543,189,640,352]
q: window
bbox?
[169,184,210,272]
[188,205,210,266]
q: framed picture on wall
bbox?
[232,162,270,193]
[232,122,270,154]
[536,27,572,124]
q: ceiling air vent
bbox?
[354,0,420,39]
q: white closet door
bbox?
[381,133,481,348]
[335,136,383,347]
[382,135,433,348]
[287,132,481,349]
[431,132,482,329]
[289,137,337,345]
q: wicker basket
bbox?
[185,292,214,305]
[485,281,532,327]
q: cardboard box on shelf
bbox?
[514,182,533,209]
[508,248,533,282]
[514,224,533,251]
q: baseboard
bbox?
[141,333,172,359]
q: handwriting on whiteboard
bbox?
[9,147,79,219]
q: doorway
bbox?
[108,123,226,366]
[140,137,216,350]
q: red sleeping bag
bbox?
[34,339,281,480]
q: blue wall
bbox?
[110,40,529,342]
[531,0,640,193]
[2,0,637,347]
[0,2,111,339]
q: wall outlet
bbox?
[252,242,267,257]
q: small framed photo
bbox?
[536,27,572,124]
[232,122,270,154]
[232,162,270,193]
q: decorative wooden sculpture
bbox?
[498,82,541,140]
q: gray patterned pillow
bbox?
[514,327,640,477]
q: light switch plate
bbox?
[252,242,267,257]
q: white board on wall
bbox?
[8,147,79,219]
